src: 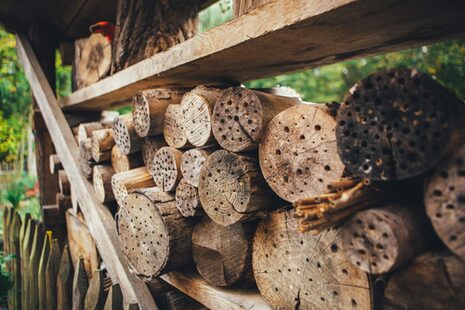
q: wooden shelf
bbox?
[60,0,465,111]
[161,270,271,310]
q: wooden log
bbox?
[103,284,123,310]
[142,137,166,167]
[93,165,116,203]
[72,257,89,310]
[180,85,223,147]
[38,232,51,310]
[50,154,62,174]
[180,148,212,187]
[259,103,345,203]
[383,251,465,309]
[336,68,462,181]
[29,223,45,310]
[84,269,107,310]
[58,170,71,195]
[111,167,156,206]
[78,122,104,144]
[111,145,144,173]
[425,143,465,259]
[192,217,255,287]
[175,178,203,217]
[57,245,73,310]
[56,193,73,211]
[92,128,115,163]
[163,104,190,149]
[150,146,183,192]
[46,239,61,310]
[79,138,93,161]
[198,150,279,226]
[133,88,184,137]
[233,0,272,16]
[113,114,143,155]
[117,189,194,280]
[111,0,199,73]
[253,209,371,309]
[79,158,96,179]
[212,87,299,152]
[342,203,431,274]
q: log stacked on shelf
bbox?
[111,166,156,206]
[150,146,183,192]
[91,128,115,163]
[142,137,166,167]
[113,113,143,155]
[93,165,116,203]
[57,245,73,310]
[163,104,190,149]
[111,145,144,173]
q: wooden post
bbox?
[180,148,213,188]
[57,245,73,310]
[253,209,371,309]
[84,269,107,310]
[212,87,299,152]
[192,217,255,286]
[150,146,183,192]
[38,232,51,310]
[93,165,116,203]
[198,150,279,226]
[259,103,345,203]
[49,154,62,174]
[103,284,123,310]
[92,128,115,163]
[111,167,156,206]
[46,239,61,310]
[163,104,190,149]
[175,178,203,217]
[58,170,70,195]
[111,145,144,173]
[117,189,194,281]
[133,89,184,137]
[113,114,142,155]
[72,258,89,310]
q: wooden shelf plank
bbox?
[161,270,271,310]
[60,0,465,111]
[15,33,158,310]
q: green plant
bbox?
[0,253,13,305]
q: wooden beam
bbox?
[59,0,465,111]
[15,33,157,310]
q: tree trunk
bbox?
[91,128,115,163]
[150,146,183,192]
[113,114,142,155]
[180,148,213,187]
[93,165,116,203]
[175,178,203,217]
[142,137,166,167]
[163,104,191,149]
[110,145,144,173]
[111,167,156,206]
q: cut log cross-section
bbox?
[175,178,203,217]
[77,122,104,144]
[92,128,115,163]
[259,103,345,203]
[142,137,166,167]
[111,145,144,174]
[93,165,116,203]
[113,114,142,155]
[212,87,299,152]
[151,146,183,192]
[163,104,190,149]
[111,167,156,206]
[180,148,212,187]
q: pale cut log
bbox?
[150,146,183,192]
[57,245,73,310]
[113,114,143,155]
[163,104,190,149]
[46,239,61,310]
[234,0,272,16]
[92,128,115,163]
[175,178,203,217]
[79,138,93,161]
[111,146,144,173]
[76,33,111,89]
[111,167,156,206]
[58,170,71,195]
[253,209,371,309]
[84,269,106,310]
[50,154,62,174]
[180,148,213,187]
[38,232,51,310]
[383,251,465,309]
[78,122,103,144]
[259,103,345,203]
[56,193,73,211]
[212,87,299,152]
[198,150,278,226]
[117,189,193,281]
[336,68,462,181]
[342,203,431,274]
[72,257,89,310]
[192,217,255,286]
[142,137,166,167]
[180,85,223,147]
[93,165,116,203]
[425,143,465,260]
[133,88,184,137]
[103,284,123,310]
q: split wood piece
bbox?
[175,178,203,217]
[192,217,255,287]
[342,203,431,274]
[111,0,199,72]
[72,257,89,310]
[212,87,299,152]
[383,251,465,309]
[75,33,111,89]
[103,284,123,310]
[28,223,45,310]
[253,209,371,309]
[180,85,223,147]
[111,146,144,173]
[142,137,166,167]
[57,245,73,310]
[151,147,183,192]
[79,138,94,161]
[46,239,61,310]
[43,204,65,226]
[259,103,345,203]
[425,143,465,259]
[117,189,194,281]
[199,149,280,226]
[66,210,100,280]
[113,114,143,155]
[58,170,71,195]
[180,148,213,188]
[57,193,73,211]
[336,68,462,181]
[133,89,184,137]
[93,165,116,203]
[50,154,62,174]
[111,167,156,206]
[163,104,190,149]
[233,0,272,16]
[84,269,107,310]
[38,232,51,310]
[79,158,96,179]
[77,122,104,144]
[92,128,115,163]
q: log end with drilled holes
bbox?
[336,68,461,181]
[117,190,193,280]
[113,114,142,155]
[111,145,144,174]
[163,104,190,149]
[192,216,255,287]
[180,148,211,187]
[259,104,345,203]
[151,146,183,192]
[76,33,111,89]
[142,137,166,168]
[253,209,371,309]
[175,178,203,217]
[93,165,116,203]
[425,143,465,259]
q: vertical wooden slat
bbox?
[46,238,61,310]
[21,219,36,310]
[38,231,52,310]
[8,211,22,309]
[28,223,45,309]
[57,245,73,310]
[103,284,123,310]
[72,257,89,310]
